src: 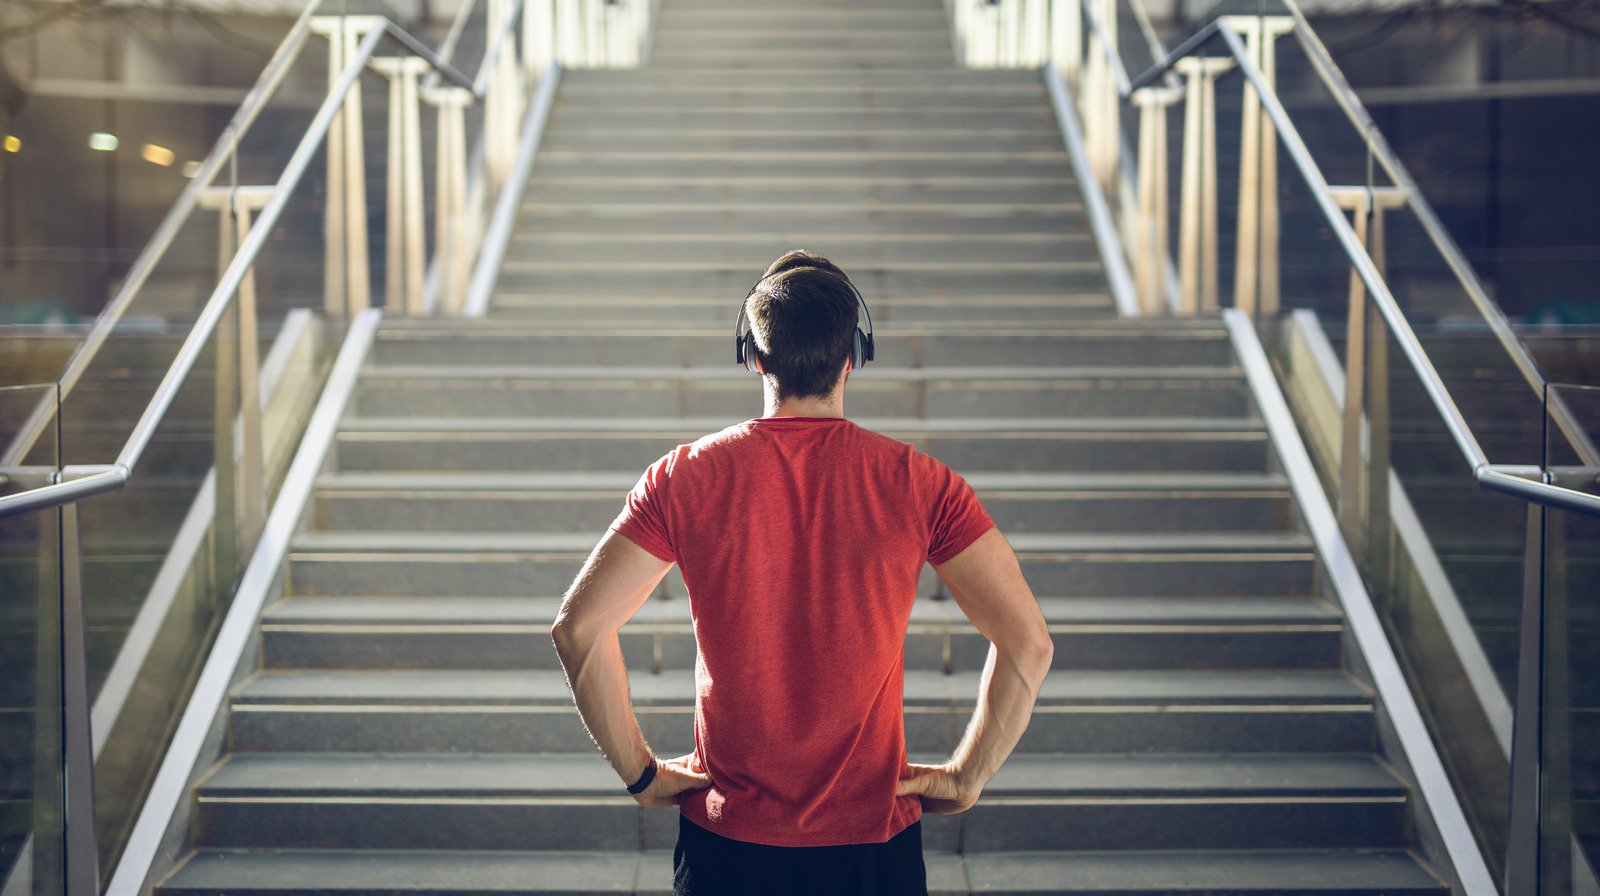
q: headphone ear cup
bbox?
[851,330,864,369]
[743,334,761,373]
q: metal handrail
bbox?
[1276,2,1600,468]
[0,13,490,524]
[0,0,480,476]
[1072,9,1599,520]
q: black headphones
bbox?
[733,267,875,374]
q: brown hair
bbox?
[745,250,860,401]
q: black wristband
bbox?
[626,760,657,795]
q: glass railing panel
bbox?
[1540,383,1600,896]
[0,384,64,896]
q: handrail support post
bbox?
[373,57,431,317]
[1175,56,1232,314]
[312,16,383,321]
[1133,86,1183,316]
[1223,15,1292,320]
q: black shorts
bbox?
[672,814,929,896]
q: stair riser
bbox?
[565,71,1037,89]
[509,239,1094,266]
[368,333,1233,368]
[285,554,1314,598]
[332,433,1274,474]
[488,300,1115,326]
[192,796,1405,851]
[539,133,1070,154]
[521,182,1075,206]
[549,111,1054,132]
[651,31,952,49]
[511,210,1088,235]
[312,492,1292,534]
[496,268,1106,295]
[350,381,1252,421]
[959,800,1408,851]
[228,705,1374,755]
[258,626,1339,674]
[531,158,1072,184]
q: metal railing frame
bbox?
[0,1,656,890]
[952,1,1600,892]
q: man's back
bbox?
[611,415,994,846]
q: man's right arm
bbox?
[896,527,1053,813]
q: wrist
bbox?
[625,757,658,795]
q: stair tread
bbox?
[287,530,1315,554]
[259,595,1337,627]
[196,752,1406,799]
[314,470,1288,493]
[158,847,1444,894]
[234,667,1371,707]
[959,849,1445,892]
[159,849,645,892]
[338,415,1267,433]
[358,364,1244,382]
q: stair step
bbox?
[227,664,1374,755]
[350,366,1252,420]
[368,325,1234,368]
[157,846,1445,896]
[188,752,1410,852]
[332,418,1272,475]
[311,469,1293,533]
[956,849,1445,894]
[509,236,1093,265]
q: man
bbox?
[551,250,1054,895]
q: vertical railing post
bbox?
[1224,15,1292,320]
[1023,0,1047,66]
[59,502,97,896]
[374,57,429,317]
[1335,187,1371,557]
[1506,499,1545,896]
[313,16,380,320]
[428,86,473,316]
[313,16,347,320]
[1133,86,1181,315]
[32,504,65,896]
[201,186,272,558]
[1050,0,1082,87]
[1331,184,1404,578]
[1080,0,1118,194]
[232,196,267,554]
[212,197,241,582]
[1175,56,1232,315]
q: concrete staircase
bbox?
[153,0,1454,892]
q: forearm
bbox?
[948,641,1049,790]
[552,628,653,785]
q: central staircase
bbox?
[154,0,1455,892]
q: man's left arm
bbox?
[551,529,712,807]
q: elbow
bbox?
[1020,628,1054,688]
[549,614,583,664]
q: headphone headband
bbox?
[733,266,875,373]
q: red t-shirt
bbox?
[608,415,996,847]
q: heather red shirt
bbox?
[608,415,996,847]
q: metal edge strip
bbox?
[1223,308,1498,896]
[464,63,563,319]
[105,308,382,896]
[1044,62,1140,319]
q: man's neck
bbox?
[762,388,845,419]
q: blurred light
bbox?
[2,135,18,153]
[181,160,202,178]
[142,143,175,167]
[89,132,119,152]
